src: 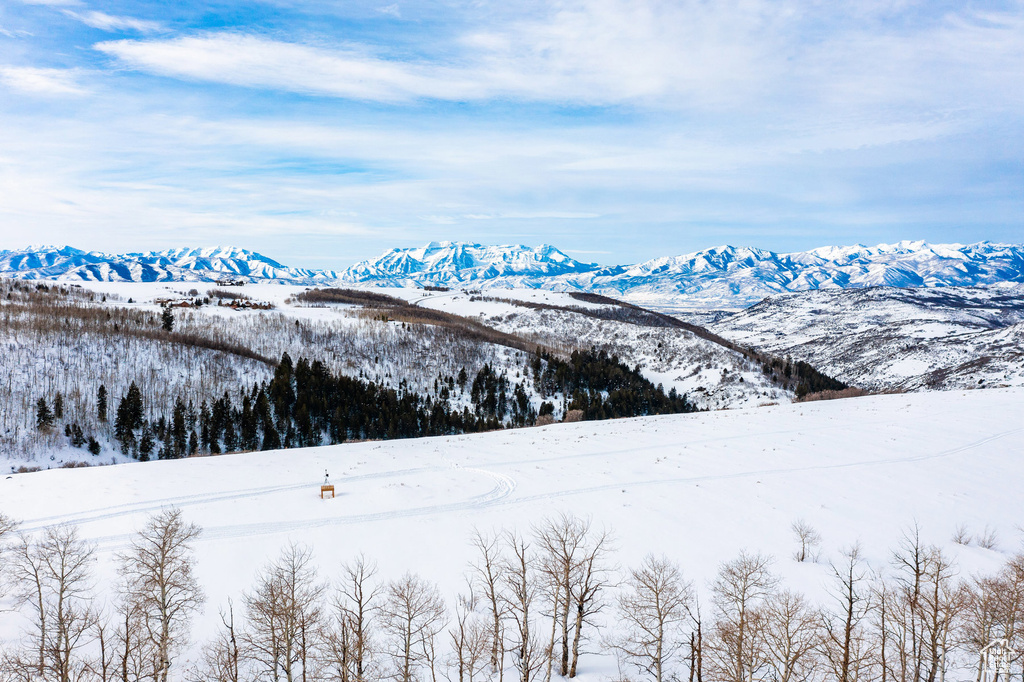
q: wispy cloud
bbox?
[89,0,1024,126]
[96,34,481,102]
[64,10,163,33]
[0,66,85,95]
[16,0,81,6]
[377,4,401,19]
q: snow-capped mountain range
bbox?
[3,240,1023,309]
[0,245,341,284]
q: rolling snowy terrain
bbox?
[1,388,1022,680]
[0,280,800,468]
[710,285,1024,391]
[4,240,1023,310]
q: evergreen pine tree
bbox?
[53,392,64,420]
[35,397,54,430]
[114,382,144,455]
[139,423,154,462]
[158,426,173,460]
[161,306,175,332]
[97,385,108,422]
[172,398,187,457]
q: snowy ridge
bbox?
[0,245,340,284]
[3,241,1024,309]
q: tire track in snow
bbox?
[496,426,1024,506]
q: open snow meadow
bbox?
[2,386,1022,679]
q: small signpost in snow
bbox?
[321,469,335,499]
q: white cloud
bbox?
[64,10,163,33]
[89,0,1024,131]
[377,4,401,18]
[0,26,34,38]
[17,0,81,6]
[96,34,484,102]
[0,66,85,96]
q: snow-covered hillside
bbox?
[1,388,1022,680]
[3,280,794,466]
[710,285,1024,391]
[403,289,789,409]
[5,240,1024,310]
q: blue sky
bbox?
[0,0,1022,268]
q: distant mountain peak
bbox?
[2,240,1022,311]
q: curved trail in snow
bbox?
[51,453,517,550]
[14,424,1019,549]
[14,464,442,534]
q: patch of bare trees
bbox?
[3,512,1024,682]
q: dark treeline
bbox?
[90,348,696,460]
[761,357,848,398]
[532,348,695,420]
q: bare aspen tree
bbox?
[759,589,822,682]
[688,595,705,682]
[188,600,242,682]
[881,528,965,682]
[470,529,507,677]
[448,589,492,682]
[91,606,115,682]
[917,548,964,682]
[822,544,873,682]
[12,533,49,678]
[380,572,447,682]
[329,554,381,682]
[244,543,327,682]
[964,554,1024,682]
[709,551,778,682]
[567,526,611,678]
[503,531,544,682]
[791,520,822,563]
[991,554,1024,677]
[12,524,96,682]
[534,514,586,678]
[113,581,150,682]
[119,508,205,682]
[610,554,693,682]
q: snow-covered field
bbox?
[2,387,1022,677]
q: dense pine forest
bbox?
[75,348,697,461]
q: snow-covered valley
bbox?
[710,285,1024,391]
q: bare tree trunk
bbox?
[380,573,446,682]
[335,554,380,682]
[118,508,205,682]
[471,529,506,676]
[243,543,326,682]
[611,555,693,682]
